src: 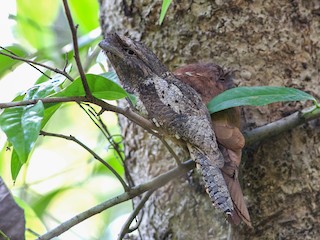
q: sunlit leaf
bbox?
[0,101,44,177]
[0,45,28,78]
[15,197,47,239]
[10,149,22,181]
[159,0,173,25]
[25,74,66,100]
[52,73,127,100]
[15,0,60,51]
[99,71,119,83]
[92,150,124,177]
[24,74,67,128]
[0,144,12,183]
[42,103,62,128]
[68,0,99,34]
[208,86,316,113]
[31,187,69,218]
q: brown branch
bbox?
[62,0,92,98]
[93,98,158,131]
[243,105,320,145]
[39,130,129,191]
[36,160,195,240]
[0,96,157,138]
[0,50,73,81]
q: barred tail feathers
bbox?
[197,160,234,214]
[188,144,233,214]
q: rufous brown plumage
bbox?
[174,63,252,227]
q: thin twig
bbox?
[62,0,92,98]
[0,46,51,79]
[0,49,73,81]
[26,228,41,237]
[36,160,195,240]
[80,103,125,161]
[117,190,155,240]
[78,103,136,187]
[40,130,129,191]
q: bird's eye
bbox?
[125,48,135,55]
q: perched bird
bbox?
[99,33,250,226]
[174,63,251,227]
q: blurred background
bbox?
[0,1,131,239]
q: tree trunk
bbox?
[98,0,320,239]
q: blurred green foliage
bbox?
[0,1,131,239]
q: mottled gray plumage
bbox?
[99,33,233,215]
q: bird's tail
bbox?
[188,145,234,215]
[220,146,252,227]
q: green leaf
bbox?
[0,45,28,78]
[0,101,44,172]
[26,74,67,128]
[41,103,62,129]
[15,0,60,51]
[31,188,69,218]
[68,0,99,34]
[25,74,66,100]
[208,86,316,113]
[14,197,47,239]
[10,149,22,181]
[99,71,119,83]
[52,73,127,100]
[159,0,173,25]
[0,143,12,182]
[92,150,124,177]
[127,94,137,107]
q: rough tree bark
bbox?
[98,0,320,239]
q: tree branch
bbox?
[62,0,92,98]
[0,96,156,134]
[0,96,85,108]
[93,98,158,131]
[243,105,320,145]
[36,160,195,240]
[39,130,129,191]
[0,49,73,81]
